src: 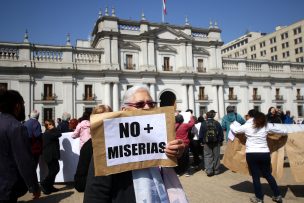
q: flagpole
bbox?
[162,0,164,23]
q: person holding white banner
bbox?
[230,109,287,203]
[84,85,188,203]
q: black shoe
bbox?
[206,172,214,177]
[40,184,51,195]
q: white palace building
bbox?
[0,9,304,123]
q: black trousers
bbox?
[42,159,60,190]
[246,153,281,200]
[189,140,203,166]
[174,146,189,175]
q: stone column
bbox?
[240,85,249,116]
[104,36,111,66]
[263,84,272,112]
[63,80,73,117]
[218,85,224,119]
[149,83,156,101]
[19,78,31,117]
[188,84,194,112]
[113,82,119,111]
[186,42,193,69]
[104,82,111,107]
[212,85,219,114]
[285,85,293,114]
[209,46,217,69]
[179,42,186,68]
[182,84,188,110]
[111,36,118,67]
[141,39,148,68]
[148,39,155,68]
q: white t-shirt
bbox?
[230,118,287,153]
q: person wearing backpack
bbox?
[199,110,224,176]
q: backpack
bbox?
[205,120,218,143]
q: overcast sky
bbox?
[0,0,303,46]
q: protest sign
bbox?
[285,132,304,182]
[223,126,304,182]
[90,106,176,176]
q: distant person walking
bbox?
[221,106,246,142]
[57,112,71,133]
[41,119,61,195]
[24,110,43,168]
[230,110,287,203]
[0,90,40,202]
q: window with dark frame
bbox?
[163,57,170,71]
[44,84,53,100]
[43,107,53,124]
[0,83,8,91]
[84,84,93,100]
[126,54,133,69]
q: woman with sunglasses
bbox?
[84,85,187,203]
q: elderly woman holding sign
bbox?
[84,85,187,203]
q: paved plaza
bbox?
[19,150,304,203]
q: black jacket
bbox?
[42,127,61,163]
[83,158,136,203]
[0,113,39,200]
[74,139,93,192]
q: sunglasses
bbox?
[125,101,157,109]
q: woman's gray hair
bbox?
[121,85,151,108]
[61,112,71,121]
[30,110,40,119]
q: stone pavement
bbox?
[19,148,304,203]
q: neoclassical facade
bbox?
[0,10,304,123]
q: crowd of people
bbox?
[0,86,300,203]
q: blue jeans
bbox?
[246,153,281,199]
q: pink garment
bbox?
[175,116,195,146]
[72,120,91,149]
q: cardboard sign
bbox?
[90,106,177,176]
[285,132,304,182]
[223,129,304,182]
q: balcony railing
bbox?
[228,95,237,100]
[252,95,261,100]
[162,65,173,71]
[275,95,283,100]
[197,67,206,73]
[82,93,96,101]
[296,95,304,100]
[124,63,136,70]
[198,95,208,100]
[41,93,57,101]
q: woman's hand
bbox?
[164,139,185,158]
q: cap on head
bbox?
[207,110,217,118]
